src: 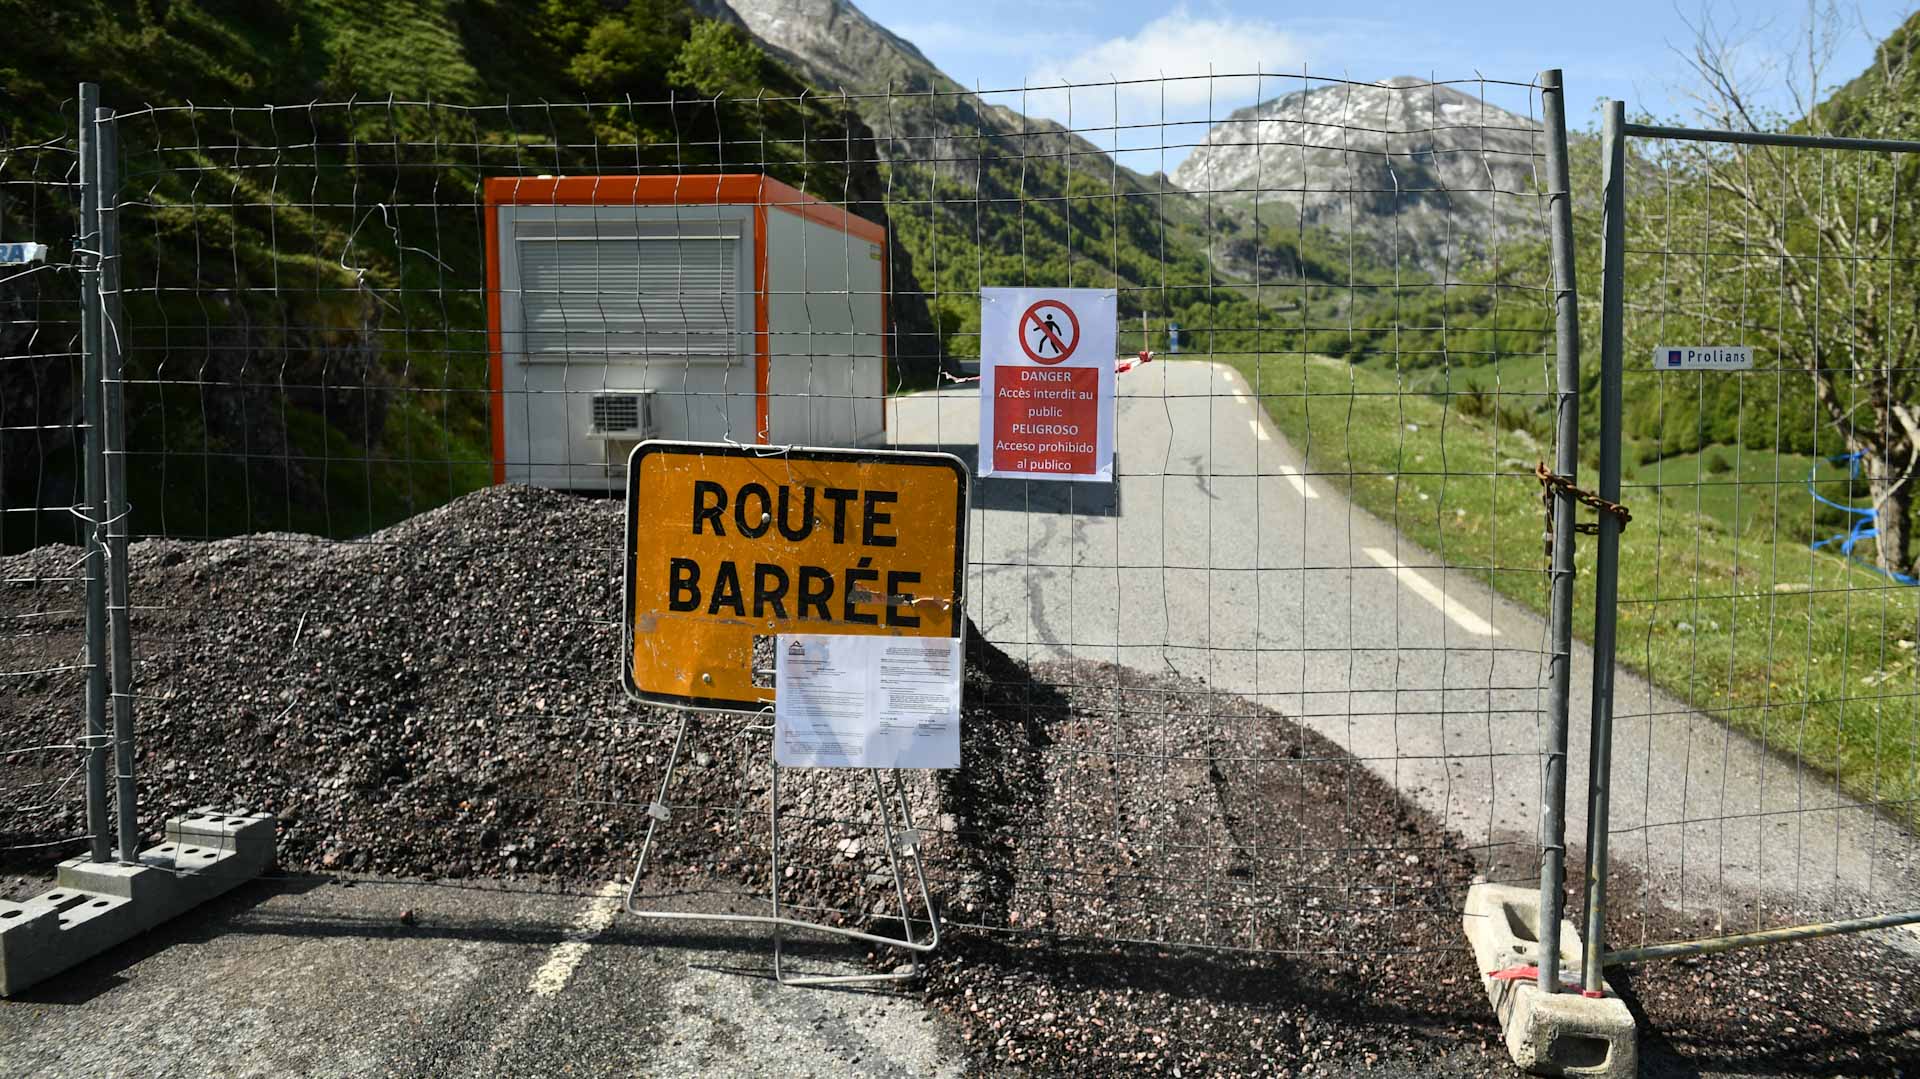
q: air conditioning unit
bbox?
[586,390,656,476]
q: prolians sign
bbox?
[623,441,968,711]
[1654,346,1755,370]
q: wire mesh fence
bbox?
[1589,116,1920,967]
[2,72,1578,965]
[0,115,99,881]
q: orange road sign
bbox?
[624,441,969,711]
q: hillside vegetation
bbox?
[2,2,1562,550]
[0,0,876,548]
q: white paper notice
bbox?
[774,634,962,769]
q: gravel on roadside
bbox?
[4,483,1919,1076]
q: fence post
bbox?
[1534,68,1581,994]
[95,106,137,862]
[1581,98,1628,994]
[75,82,111,865]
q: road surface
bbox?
[0,876,960,1079]
[889,359,1920,933]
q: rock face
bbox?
[1171,76,1546,264]
[717,0,1200,380]
[718,0,1134,176]
[718,7,1546,273]
[710,0,945,96]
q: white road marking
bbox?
[1248,418,1271,443]
[1361,547,1500,637]
[1232,390,1248,403]
[1279,464,1319,499]
[527,880,625,998]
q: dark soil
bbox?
[4,483,1920,1075]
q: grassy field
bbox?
[1213,352,1920,825]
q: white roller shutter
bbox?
[515,220,742,362]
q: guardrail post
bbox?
[1581,97,1628,994]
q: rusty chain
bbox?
[1535,461,1632,556]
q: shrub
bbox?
[670,20,766,97]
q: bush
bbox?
[1705,448,1733,475]
[1814,500,1857,531]
[566,1,690,92]
[670,20,766,97]
[1449,386,1491,421]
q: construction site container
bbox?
[485,174,888,489]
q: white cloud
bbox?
[1027,6,1312,110]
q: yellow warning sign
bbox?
[624,441,969,711]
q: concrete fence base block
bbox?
[1463,883,1638,1077]
[0,808,275,996]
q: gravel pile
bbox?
[0,487,962,926]
[7,484,1919,1075]
[923,660,1499,1075]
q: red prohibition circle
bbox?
[1018,300,1081,365]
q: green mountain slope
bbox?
[723,0,1555,382]
[0,0,888,549]
[1,0,1558,551]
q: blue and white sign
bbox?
[0,242,47,265]
[1655,346,1753,371]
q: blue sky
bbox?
[857,0,1915,167]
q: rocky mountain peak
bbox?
[1171,77,1545,264]
[719,0,953,95]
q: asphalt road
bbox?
[0,875,962,1079]
[3,869,1897,1079]
[889,358,1920,934]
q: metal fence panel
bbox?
[1586,114,1920,973]
[0,106,99,879]
[2,74,1570,966]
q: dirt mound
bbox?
[4,487,984,924]
[12,485,1913,1075]
[2,484,1485,963]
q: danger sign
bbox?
[979,288,1116,482]
[624,441,968,711]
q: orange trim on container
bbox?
[482,174,887,466]
[481,175,886,247]
[879,243,890,433]
[753,204,770,444]
[484,200,506,484]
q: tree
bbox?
[563,0,691,93]
[670,21,767,98]
[1658,6,1920,578]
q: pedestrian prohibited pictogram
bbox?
[1019,299,1081,364]
[979,288,1117,483]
